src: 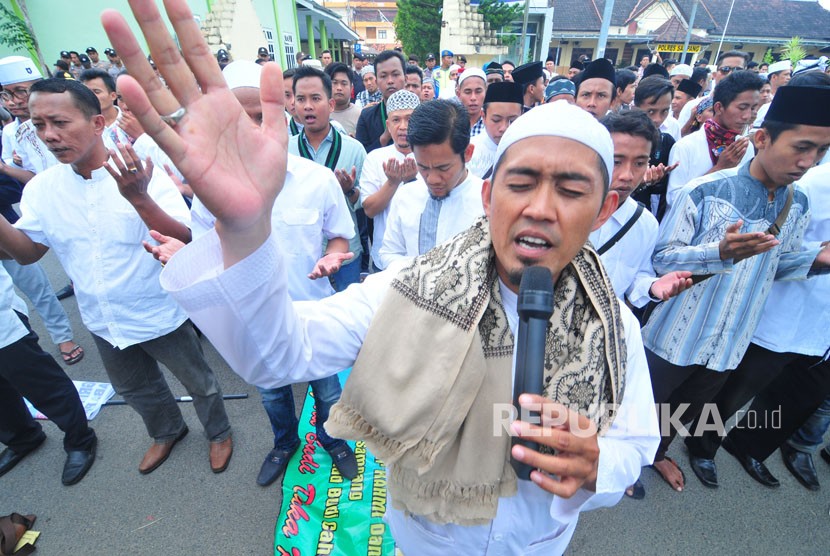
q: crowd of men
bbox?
[1,0,829,551]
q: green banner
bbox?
[274,371,397,556]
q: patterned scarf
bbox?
[703,118,740,165]
[326,217,627,525]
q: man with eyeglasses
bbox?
[0,58,56,183]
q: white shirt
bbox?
[752,102,771,129]
[359,144,416,269]
[15,161,190,348]
[378,171,485,268]
[103,106,132,146]
[190,154,354,302]
[0,264,29,350]
[660,115,681,142]
[133,133,185,183]
[589,197,659,308]
[468,131,498,179]
[677,96,703,132]
[4,118,58,173]
[752,164,830,357]
[667,128,754,208]
[160,229,658,555]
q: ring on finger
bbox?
[128,167,139,174]
[161,107,187,127]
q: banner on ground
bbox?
[274,371,397,556]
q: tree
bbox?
[780,36,806,67]
[762,47,774,65]
[0,1,49,77]
[475,0,524,46]
[394,0,442,60]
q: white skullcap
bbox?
[222,60,261,90]
[670,64,693,77]
[449,64,461,73]
[457,67,486,88]
[494,100,613,180]
[302,59,323,70]
[0,56,42,86]
[768,60,792,74]
[360,65,375,76]
[386,89,420,113]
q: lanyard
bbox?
[298,128,342,171]
[380,101,387,128]
[289,118,300,136]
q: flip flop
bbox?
[648,456,686,491]
[60,344,85,365]
[625,478,646,500]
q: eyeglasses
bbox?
[0,88,29,102]
[718,66,744,74]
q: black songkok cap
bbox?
[765,86,830,127]
[484,81,523,105]
[569,60,584,71]
[484,61,504,75]
[580,58,616,86]
[677,78,702,99]
[643,63,669,79]
[511,61,544,86]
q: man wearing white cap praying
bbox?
[0,56,56,181]
[455,67,487,137]
[360,89,420,270]
[102,5,659,550]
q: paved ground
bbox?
[3,250,828,555]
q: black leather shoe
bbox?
[257,445,299,487]
[327,443,359,480]
[62,433,97,486]
[0,433,46,477]
[781,444,819,491]
[55,283,74,300]
[821,446,830,466]
[688,454,719,488]
[723,436,779,487]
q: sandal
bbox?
[625,478,646,500]
[649,456,686,491]
[0,512,36,556]
[60,344,85,365]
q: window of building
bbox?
[378,29,387,40]
[366,27,376,39]
[283,32,296,68]
[262,27,276,61]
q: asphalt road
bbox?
[3,249,828,555]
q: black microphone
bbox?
[511,266,554,481]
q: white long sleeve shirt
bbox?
[752,164,830,357]
[667,128,754,208]
[589,197,659,308]
[359,144,416,269]
[189,154,355,302]
[160,228,659,555]
[378,171,484,268]
[0,264,29,350]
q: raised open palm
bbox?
[102,0,287,265]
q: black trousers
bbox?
[0,312,95,453]
[685,343,798,459]
[647,349,730,461]
[726,354,830,462]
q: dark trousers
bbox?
[92,321,231,443]
[0,313,95,453]
[727,354,830,462]
[685,343,797,459]
[647,349,730,462]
